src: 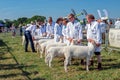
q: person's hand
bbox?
[32,37,35,41]
[96,43,101,47]
[88,38,94,42]
[77,39,81,43]
[68,38,72,42]
[42,33,47,37]
[60,36,63,39]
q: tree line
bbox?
[0,15,46,28]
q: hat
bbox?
[101,17,108,20]
[27,24,31,27]
[31,21,34,24]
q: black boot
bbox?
[81,59,84,65]
[89,60,94,66]
[97,63,102,70]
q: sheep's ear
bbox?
[91,40,96,45]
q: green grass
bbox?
[0,32,120,80]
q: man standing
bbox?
[66,13,83,45]
[115,18,120,29]
[46,17,55,38]
[39,21,47,37]
[54,17,63,42]
[86,14,102,70]
[24,21,36,52]
[11,24,16,38]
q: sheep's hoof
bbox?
[49,66,52,68]
[87,70,89,72]
[40,56,43,58]
[65,70,68,72]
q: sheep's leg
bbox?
[45,51,49,63]
[40,47,43,58]
[40,49,44,58]
[45,54,50,65]
[36,44,39,54]
[64,57,69,72]
[68,57,72,65]
[35,42,39,51]
[45,49,47,57]
[42,47,46,57]
[40,52,43,58]
[49,55,53,68]
[37,44,42,58]
[86,57,89,71]
[38,45,42,58]
[45,57,47,64]
[22,36,25,45]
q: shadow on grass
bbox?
[0,57,12,60]
[0,71,41,79]
[66,58,120,71]
[102,63,120,70]
[0,39,46,80]
[0,64,36,70]
[33,77,46,80]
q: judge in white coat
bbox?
[62,18,68,43]
[86,14,102,70]
[46,17,55,38]
[54,17,63,42]
[66,13,83,45]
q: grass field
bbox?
[0,32,120,80]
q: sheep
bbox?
[36,39,53,53]
[64,42,95,72]
[34,37,52,52]
[33,39,40,50]
[45,43,67,57]
[70,39,83,46]
[45,46,65,68]
[22,35,25,45]
[39,39,54,58]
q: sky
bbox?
[0,0,120,21]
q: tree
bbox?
[0,20,5,24]
[17,17,28,24]
[30,15,46,22]
[2,15,46,28]
[12,20,19,27]
[4,19,13,28]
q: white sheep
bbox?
[45,43,67,56]
[22,35,25,45]
[64,42,95,72]
[45,46,64,68]
[36,39,53,53]
[39,39,54,58]
[33,36,50,50]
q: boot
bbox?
[97,63,102,70]
[89,60,94,66]
[81,59,84,65]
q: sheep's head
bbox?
[71,39,78,45]
[88,41,96,52]
[59,37,64,43]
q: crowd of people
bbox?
[18,13,120,70]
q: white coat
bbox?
[54,23,63,42]
[86,21,102,52]
[66,20,83,45]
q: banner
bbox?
[109,29,120,48]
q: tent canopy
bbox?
[0,23,4,27]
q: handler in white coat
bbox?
[46,17,55,38]
[62,18,68,43]
[66,13,83,45]
[54,17,63,42]
[86,14,102,70]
